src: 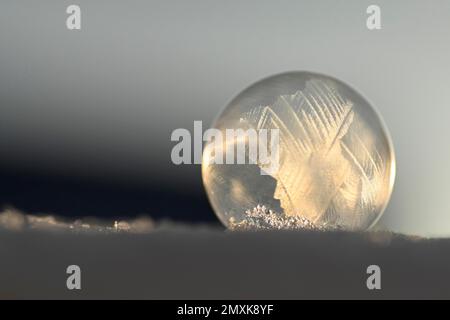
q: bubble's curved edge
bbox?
[201,70,397,231]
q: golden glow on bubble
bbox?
[202,72,395,231]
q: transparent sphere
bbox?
[202,72,395,231]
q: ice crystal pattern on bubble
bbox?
[245,79,386,229]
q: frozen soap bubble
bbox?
[202,72,395,231]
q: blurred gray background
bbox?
[1,1,450,236]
